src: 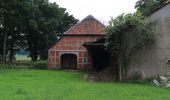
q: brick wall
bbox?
[48,35,103,70]
[48,15,106,70]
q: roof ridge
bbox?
[83,14,95,20]
[63,15,106,34]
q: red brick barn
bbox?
[48,15,106,70]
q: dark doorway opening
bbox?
[61,54,77,70]
[83,38,110,71]
[92,50,110,71]
[83,38,119,80]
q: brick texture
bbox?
[48,15,106,70]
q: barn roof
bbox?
[48,15,106,49]
[63,15,106,35]
[83,38,105,49]
[83,38,106,52]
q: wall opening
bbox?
[60,54,77,70]
[92,50,110,71]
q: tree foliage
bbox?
[0,0,78,61]
[105,12,154,81]
[135,0,169,14]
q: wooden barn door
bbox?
[61,54,77,69]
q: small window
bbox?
[167,60,170,68]
[83,57,88,64]
[167,60,170,65]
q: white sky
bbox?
[49,0,138,23]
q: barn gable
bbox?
[49,15,106,49]
[64,15,106,35]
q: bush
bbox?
[131,71,142,80]
[32,61,47,69]
[0,60,47,69]
[0,64,31,69]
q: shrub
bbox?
[32,61,47,69]
[0,60,47,69]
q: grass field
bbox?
[15,55,31,61]
[0,69,170,100]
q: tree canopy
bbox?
[105,12,154,80]
[0,0,78,61]
[135,0,169,14]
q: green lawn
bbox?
[15,55,31,61]
[0,69,169,100]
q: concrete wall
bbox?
[127,4,170,79]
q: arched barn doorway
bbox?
[61,54,77,70]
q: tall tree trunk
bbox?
[40,50,48,60]
[9,42,14,61]
[119,67,122,81]
[118,58,122,81]
[30,46,38,61]
[3,30,7,62]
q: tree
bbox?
[135,0,169,14]
[0,0,78,62]
[37,2,78,60]
[105,12,154,81]
[21,0,78,61]
[0,0,27,62]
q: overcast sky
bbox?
[49,0,138,23]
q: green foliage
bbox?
[106,12,154,53]
[131,71,142,80]
[0,0,78,61]
[32,61,47,69]
[0,61,47,69]
[135,0,169,14]
[105,12,154,80]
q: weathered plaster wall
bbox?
[128,4,170,79]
